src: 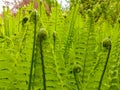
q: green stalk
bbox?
[63,4,78,66]
[39,28,48,90]
[38,28,48,90]
[53,1,57,52]
[98,38,112,90]
[74,72,80,90]
[3,6,8,37]
[53,31,56,52]
[55,0,57,31]
[28,10,37,90]
[39,39,46,90]
[73,66,81,90]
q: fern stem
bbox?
[98,45,111,90]
[38,29,48,90]
[40,40,46,90]
[53,1,57,52]
[28,10,37,90]
[63,4,78,66]
[73,66,82,90]
[55,0,57,31]
[53,31,56,52]
[74,72,80,90]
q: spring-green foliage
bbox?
[0,1,120,90]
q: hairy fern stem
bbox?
[63,4,78,66]
[74,72,80,90]
[28,10,37,90]
[53,1,57,52]
[98,39,112,90]
[73,66,81,90]
[39,40,46,90]
[38,28,48,90]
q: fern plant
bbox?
[0,0,120,90]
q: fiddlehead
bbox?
[73,65,82,90]
[28,10,38,90]
[98,37,112,90]
[38,28,48,90]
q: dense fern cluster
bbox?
[0,1,120,90]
